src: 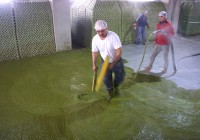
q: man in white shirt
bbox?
[92,20,125,100]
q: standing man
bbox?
[135,10,150,45]
[92,20,125,100]
[143,11,174,73]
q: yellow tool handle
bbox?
[95,56,109,92]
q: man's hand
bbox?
[108,63,114,70]
[107,47,122,70]
[93,65,98,72]
[92,52,99,72]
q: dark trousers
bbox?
[135,26,146,44]
[101,58,125,91]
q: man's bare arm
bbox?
[92,52,99,71]
[108,47,122,70]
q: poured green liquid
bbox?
[0,48,199,139]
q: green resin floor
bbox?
[0,48,199,139]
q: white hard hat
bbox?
[94,20,107,31]
[159,11,167,18]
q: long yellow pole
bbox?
[95,56,109,92]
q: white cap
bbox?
[94,20,107,31]
[144,10,148,14]
[159,11,167,18]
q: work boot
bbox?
[143,66,151,72]
[113,85,119,96]
[107,89,113,100]
[114,88,119,96]
[161,69,167,74]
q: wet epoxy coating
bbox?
[123,35,200,90]
[0,48,199,139]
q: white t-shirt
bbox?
[91,31,122,63]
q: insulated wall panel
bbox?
[178,1,200,35]
[71,0,96,48]
[14,1,56,58]
[0,3,19,61]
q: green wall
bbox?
[0,1,56,62]
[178,1,200,35]
[71,1,166,48]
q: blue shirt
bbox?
[137,14,148,27]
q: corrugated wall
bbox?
[0,1,56,62]
[14,1,56,58]
[93,1,166,45]
[178,1,200,35]
[71,0,166,48]
[93,1,122,41]
[71,0,96,48]
[0,3,19,61]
